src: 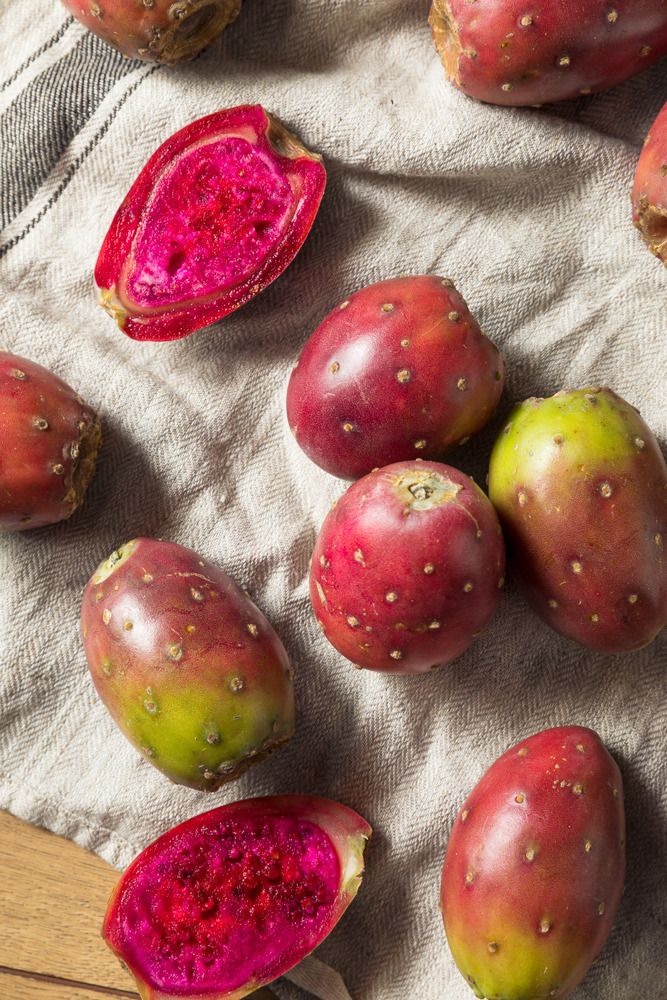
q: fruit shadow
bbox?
[209,0,425,74]
[583,746,667,996]
[543,58,667,147]
[52,413,172,570]
[178,164,380,370]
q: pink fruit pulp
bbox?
[96,106,326,341]
[104,796,371,1000]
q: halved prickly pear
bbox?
[61,0,241,63]
[104,795,370,1000]
[441,726,625,1000]
[488,387,667,652]
[0,351,101,532]
[429,0,667,106]
[287,275,505,480]
[310,460,505,673]
[81,538,294,790]
[633,100,667,266]
[96,105,326,341]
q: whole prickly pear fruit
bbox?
[441,726,625,1000]
[310,461,505,673]
[287,276,505,480]
[81,538,294,790]
[104,795,370,1000]
[488,388,667,652]
[633,100,667,266]
[0,351,101,532]
[60,0,242,63]
[96,105,326,341]
[429,0,667,106]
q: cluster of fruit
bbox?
[2,1,666,998]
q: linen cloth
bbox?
[0,2,666,997]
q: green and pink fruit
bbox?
[81,539,294,790]
[310,460,505,674]
[0,351,101,532]
[633,100,667,266]
[104,795,371,1000]
[287,275,505,480]
[488,388,667,653]
[429,0,667,106]
[60,0,242,63]
[441,726,625,1000]
[96,105,326,341]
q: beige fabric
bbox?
[0,3,665,998]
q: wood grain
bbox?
[0,810,276,1000]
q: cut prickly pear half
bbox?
[95,105,326,341]
[104,795,371,1000]
[81,538,295,791]
[0,350,101,532]
[60,0,242,63]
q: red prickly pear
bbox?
[96,106,326,341]
[429,0,667,107]
[103,795,371,1000]
[488,387,667,653]
[81,539,294,790]
[633,100,667,266]
[310,460,505,674]
[441,726,625,1000]
[0,351,101,532]
[287,275,505,481]
[60,0,242,64]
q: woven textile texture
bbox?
[0,2,666,998]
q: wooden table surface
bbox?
[0,810,276,1000]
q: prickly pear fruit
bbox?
[287,276,505,481]
[441,726,625,1000]
[488,388,667,653]
[96,105,326,341]
[633,100,667,266]
[0,351,101,532]
[104,795,371,1000]
[310,460,505,674]
[81,538,294,790]
[429,0,667,107]
[60,0,241,64]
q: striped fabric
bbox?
[0,3,665,999]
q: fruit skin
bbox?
[287,275,505,480]
[0,351,101,532]
[96,105,326,341]
[488,387,667,653]
[633,100,667,266]
[441,726,625,1000]
[60,0,242,64]
[429,0,667,107]
[81,538,294,790]
[310,460,505,674]
[103,795,371,1000]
